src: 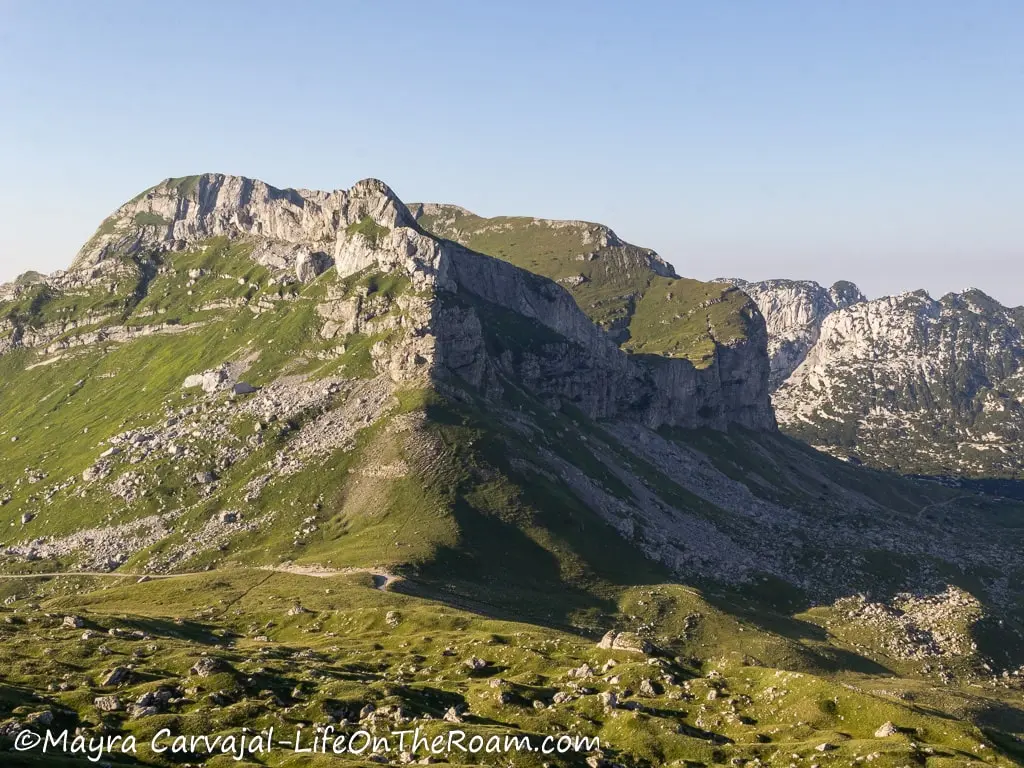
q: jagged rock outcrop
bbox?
[775,288,1024,475]
[71,174,418,281]
[723,278,866,388]
[724,276,1024,475]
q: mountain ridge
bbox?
[0,172,1017,607]
[7,173,775,433]
[730,277,1024,477]
[409,202,764,371]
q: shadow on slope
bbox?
[396,397,667,631]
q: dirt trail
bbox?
[0,565,401,591]
[260,564,400,590]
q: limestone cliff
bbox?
[722,276,1024,476]
[723,278,866,388]
[13,174,776,432]
[775,289,1024,475]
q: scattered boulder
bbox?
[558,274,589,288]
[570,663,595,679]
[82,462,111,483]
[135,688,178,709]
[190,656,228,677]
[94,695,122,712]
[464,656,489,671]
[597,630,654,655]
[63,615,84,629]
[183,366,232,394]
[232,382,258,396]
[26,710,54,727]
[101,667,130,687]
[0,720,22,738]
[875,722,899,738]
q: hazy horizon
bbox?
[2,1,1021,305]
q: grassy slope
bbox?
[1,237,1023,765]
[413,205,756,367]
[0,571,1019,767]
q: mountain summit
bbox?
[52,173,777,432]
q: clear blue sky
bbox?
[1,1,1022,304]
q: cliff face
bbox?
[724,278,866,388]
[774,289,1024,475]
[408,200,775,429]
[722,276,1024,476]
[411,203,769,362]
[422,249,774,431]
[19,174,776,432]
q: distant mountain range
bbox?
[727,278,1024,478]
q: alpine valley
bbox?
[0,174,1023,768]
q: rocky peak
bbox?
[828,279,866,308]
[723,278,866,389]
[71,173,418,276]
[775,286,1024,475]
